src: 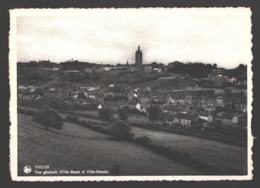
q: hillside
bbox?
[17,68,199,90]
[18,114,199,176]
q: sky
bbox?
[16,8,252,68]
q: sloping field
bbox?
[131,126,247,174]
[18,114,200,176]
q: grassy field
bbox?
[18,114,200,176]
[131,126,247,174]
[72,110,162,124]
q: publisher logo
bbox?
[23,165,32,174]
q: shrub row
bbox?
[65,115,79,122]
[65,117,111,135]
[66,117,133,140]
[129,122,246,147]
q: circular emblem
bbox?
[23,165,32,174]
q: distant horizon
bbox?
[17,8,252,69]
[17,59,247,69]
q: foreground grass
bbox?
[131,126,247,174]
[18,114,199,176]
[17,107,247,174]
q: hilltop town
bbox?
[17,46,247,136]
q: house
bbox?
[166,95,175,105]
[136,103,147,113]
[184,95,193,105]
[18,86,26,90]
[208,69,224,81]
[20,94,39,101]
[127,66,142,72]
[229,77,237,83]
[139,95,151,108]
[71,93,78,99]
[126,100,138,110]
[81,101,88,106]
[237,80,247,86]
[143,66,153,73]
[207,69,231,86]
[52,67,60,71]
[216,95,225,107]
[197,111,209,122]
[88,94,96,99]
[87,86,99,91]
[103,67,112,71]
[64,70,80,73]
[165,114,180,127]
[174,113,199,127]
[152,68,162,73]
[162,105,181,115]
[85,68,94,74]
[97,104,103,109]
[80,86,88,90]
[202,98,216,111]
[152,94,166,105]
[171,92,185,105]
[93,67,105,73]
[224,93,246,112]
[127,88,142,99]
[208,114,214,123]
[215,112,239,125]
[104,92,115,97]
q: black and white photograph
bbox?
[9,8,253,181]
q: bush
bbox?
[135,136,151,145]
[148,105,160,123]
[127,108,146,116]
[98,108,113,122]
[33,109,63,130]
[118,109,128,121]
[65,115,79,122]
[18,107,38,116]
[110,121,133,140]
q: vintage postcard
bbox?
[9,8,253,181]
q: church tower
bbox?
[135,46,142,66]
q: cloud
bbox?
[16,8,252,68]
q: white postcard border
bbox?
[9,8,254,181]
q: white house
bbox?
[52,67,59,71]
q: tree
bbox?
[148,105,160,123]
[110,121,133,140]
[47,97,63,109]
[33,109,63,130]
[118,109,128,121]
[98,108,113,122]
[215,105,224,113]
[34,88,45,97]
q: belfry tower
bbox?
[135,46,142,66]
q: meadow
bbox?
[131,126,247,174]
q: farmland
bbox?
[18,114,200,176]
